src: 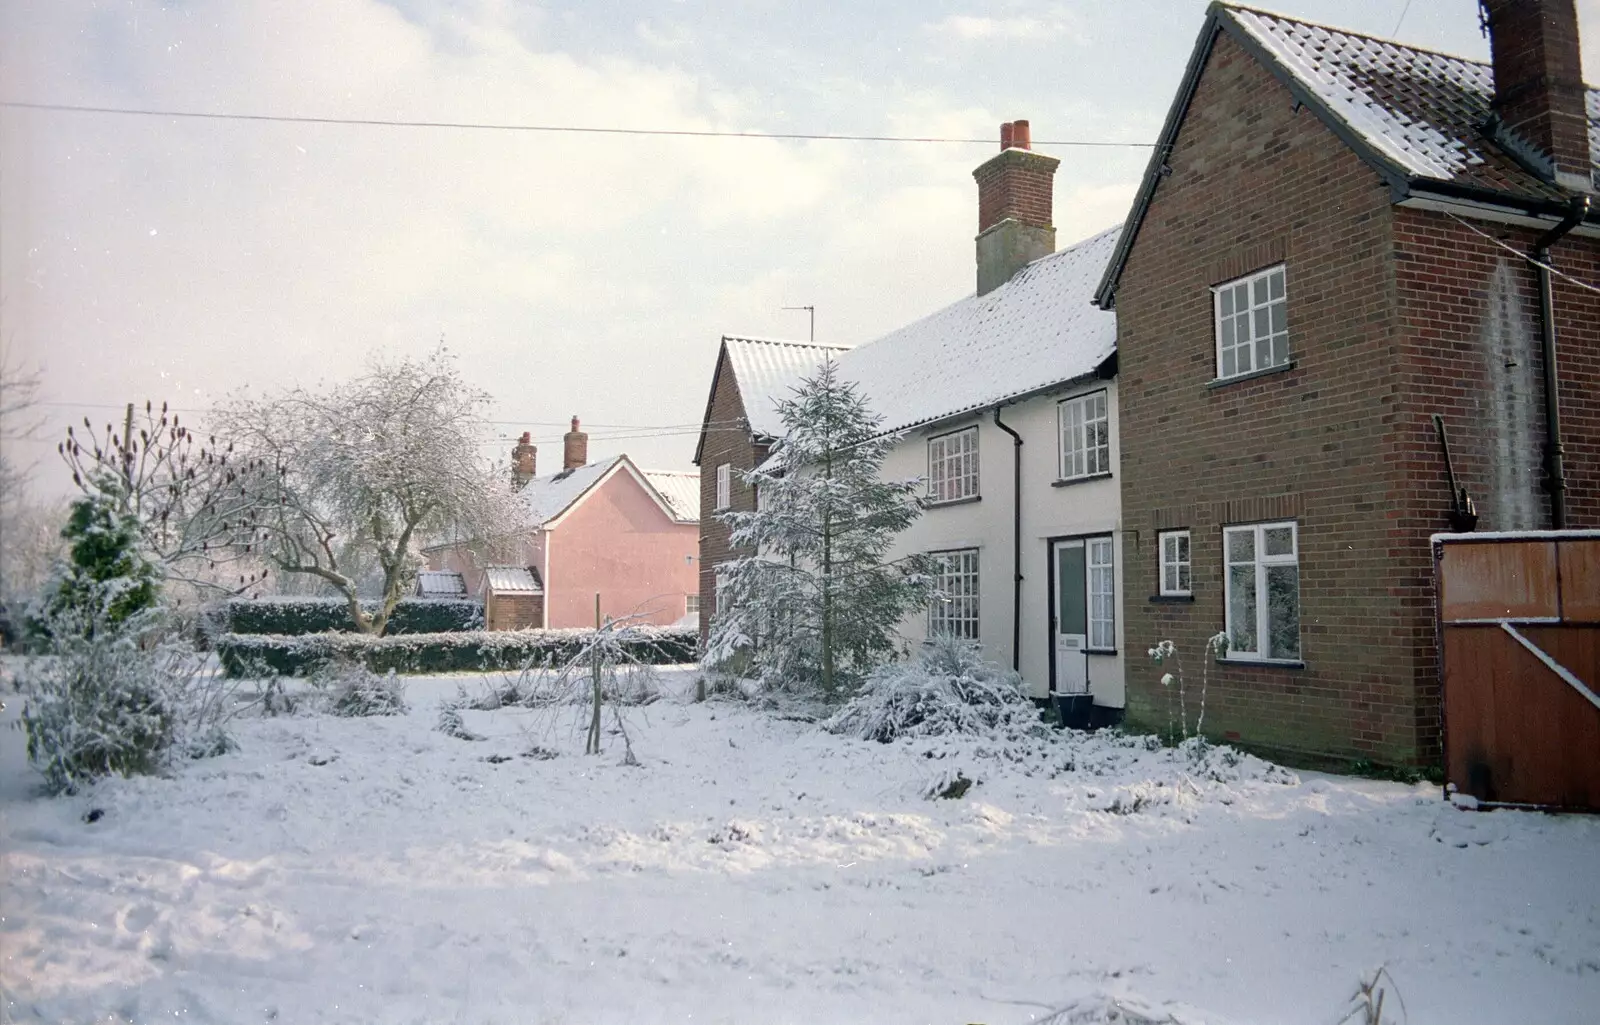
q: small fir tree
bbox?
[47,482,159,631]
[707,359,931,700]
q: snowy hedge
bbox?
[220,597,484,636]
[215,626,698,677]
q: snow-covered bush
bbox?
[827,637,1046,743]
[17,600,233,794]
[313,659,408,717]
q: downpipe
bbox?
[1533,195,1590,529]
[992,406,1023,673]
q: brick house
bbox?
[428,418,700,629]
[696,124,1127,718]
[1095,1,1600,765]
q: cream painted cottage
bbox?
[696,122,1126,723]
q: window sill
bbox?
[1216,656,1306,670]
[1052,471,1113,488]
[1149,594,1194,603]
[922,495,982,509]
[1207,360,1297,389]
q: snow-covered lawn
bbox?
[3,668,1598,1025]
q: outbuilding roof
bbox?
[483,566,542,594]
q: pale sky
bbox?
[4,0,1599,494]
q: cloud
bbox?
[0,0,1018,481]
[924,10,1085,44]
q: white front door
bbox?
[1053,539,1089,695]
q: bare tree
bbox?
[58,401,270,595]
[217,347,526,635]
[0,345,42,510]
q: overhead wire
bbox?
[0,100,1157,148]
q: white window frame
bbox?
[715,463,731,511]
[1213,264,1289,381]
[1087,536,1116,652]
[1158,529,1192,597]
[686,593,700,617]
[713,563,731,617]
[1222,521,1301,662]
[927,426,979,504]
[1058,389,1111,481]
[928,548,980,641]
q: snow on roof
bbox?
[832,226,1121,434]
[483,566,542,594]
[517,455,625,525]
[643,470,699,524]
[1224,5,1598,197]
[416,570,467,598]
[723,336,852,439]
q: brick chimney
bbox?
[973,119,1061,296]
[1482,0,1593,192]
[511,431,537,489]
[562,416,588,470]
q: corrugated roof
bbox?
[723,336,852,439]
[834,226,1120,434]
[416,570,467,598]
[644,470,699,524]
[484,566,542,594]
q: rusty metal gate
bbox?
[1434,531,1600,811]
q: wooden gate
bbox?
[1434,531,1600,811]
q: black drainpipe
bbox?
[1533,195,1590,530]
[992,406,1023,673]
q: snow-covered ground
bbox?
[3,667,1598,1025]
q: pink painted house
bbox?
[427,419,700,629]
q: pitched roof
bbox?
[483,566,542,594]
[643,470,699,524]
[519,455,626,525]
[517,453,691,529]
[833,226,1120,434]
[703,335,851,449]
[1096,2,1600,306]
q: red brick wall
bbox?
[973,149,1058,232]
[1115,30,1424,764]
[696,349,763,641]
[1115,27,1600,766]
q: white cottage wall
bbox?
[882,379,1125,707]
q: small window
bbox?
[929,548,980,641]
[927,427,979,503]
[715,463,731,510]
[1214,265,1288,380]
[1223,521,1301,661]
[1159,529,1191,596]
[1058,390,1111,480]
[1088,536,1116,650]
[686,593,701,616]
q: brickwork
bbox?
[1114,28,1600,766]
[696,348,762,641]
[1117,32,1420,764]
[973,148,1060,233]
[1484,0,1590,181]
